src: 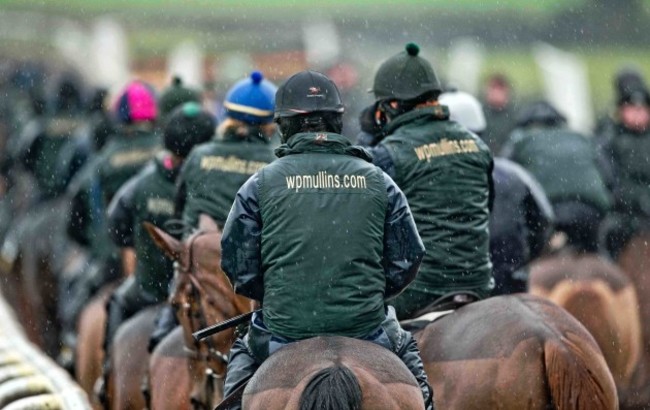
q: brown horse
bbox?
[147,326,192,410]
[242,336,425,410]
[146,215,253,409]
[107,304,162,410]
[528,250,642,399]
[617,233,650,409]
[3,199,78,358]
[75,284,115,409]
[415,294,618,410]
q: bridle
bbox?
[174,230,229,409]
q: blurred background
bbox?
[1,0,649,135]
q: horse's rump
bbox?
[529,252,642,389]
[243,336,423,410]
[417,294,617,410]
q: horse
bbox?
[242,336,425,410]
[107,304,162,410]
[616,233,650,409]
[145,215,253,409]
[147,326,192,410]
[75,284,115,409]
[414,294,618,410]
[528,250,642,400]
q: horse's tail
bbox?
[544,336,618,409]
[299,364,362,410]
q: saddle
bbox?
[400,291,481,332]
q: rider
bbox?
[158,76,202,121]
[501,101,611,253]
[175,70,278,232]
[599,84,650,259]
[220,70,433,409]
[359,43,494,319]
[17,75,85,201]
[480,73,517,153]
[440,90,555,295]
[100,103,215,391]
[147,71,278,351]
[63,81,161,364]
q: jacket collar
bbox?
[384,105,450,135]
[154,152,181,182]
[275,132,373,162]
[219,126,271,144]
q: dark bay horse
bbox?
[415,294,618,410]
[146,216,253,409]
[528,251,642,401]
[617,233,650,409]
[242,336,425,410]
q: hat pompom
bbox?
[251,71,263,84]
[172,76,182,86]
[405,42,420,57]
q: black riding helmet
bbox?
[274,71,345,141]
[164,102,216,158]
[372,43,442,101]
[274,70,344,119]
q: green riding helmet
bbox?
[372,42,442,101]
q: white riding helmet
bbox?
[439,91,486,134]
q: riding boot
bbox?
[221,337,260,410]
[377,307,434,409]
[395,331,435,410]
[148,303,179,353]
[97,292,129,406]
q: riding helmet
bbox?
[114,80,158,124]
[274,70,344,119]
[224,71,277,124]
[159,76,202,120]
[439,91,486,134]
[372,42,442,101]
[164,102,216,158]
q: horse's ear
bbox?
[143,222,182,260]
[198,213,220,232]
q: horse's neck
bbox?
[194,269,250,320]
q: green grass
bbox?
[0,0,587,19]
[479,48,650,113]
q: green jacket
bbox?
[221,132,424,340]
[66,128,159,260]
[176,132,276,231]
[601,126,650,216]
[502,126,611,213]
[375,106,494,296]
[96,129,161,205]
[107,154,178,300]
[21,115,83,199]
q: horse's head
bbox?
[145,216,253,409]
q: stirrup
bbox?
[93,376,108,407]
